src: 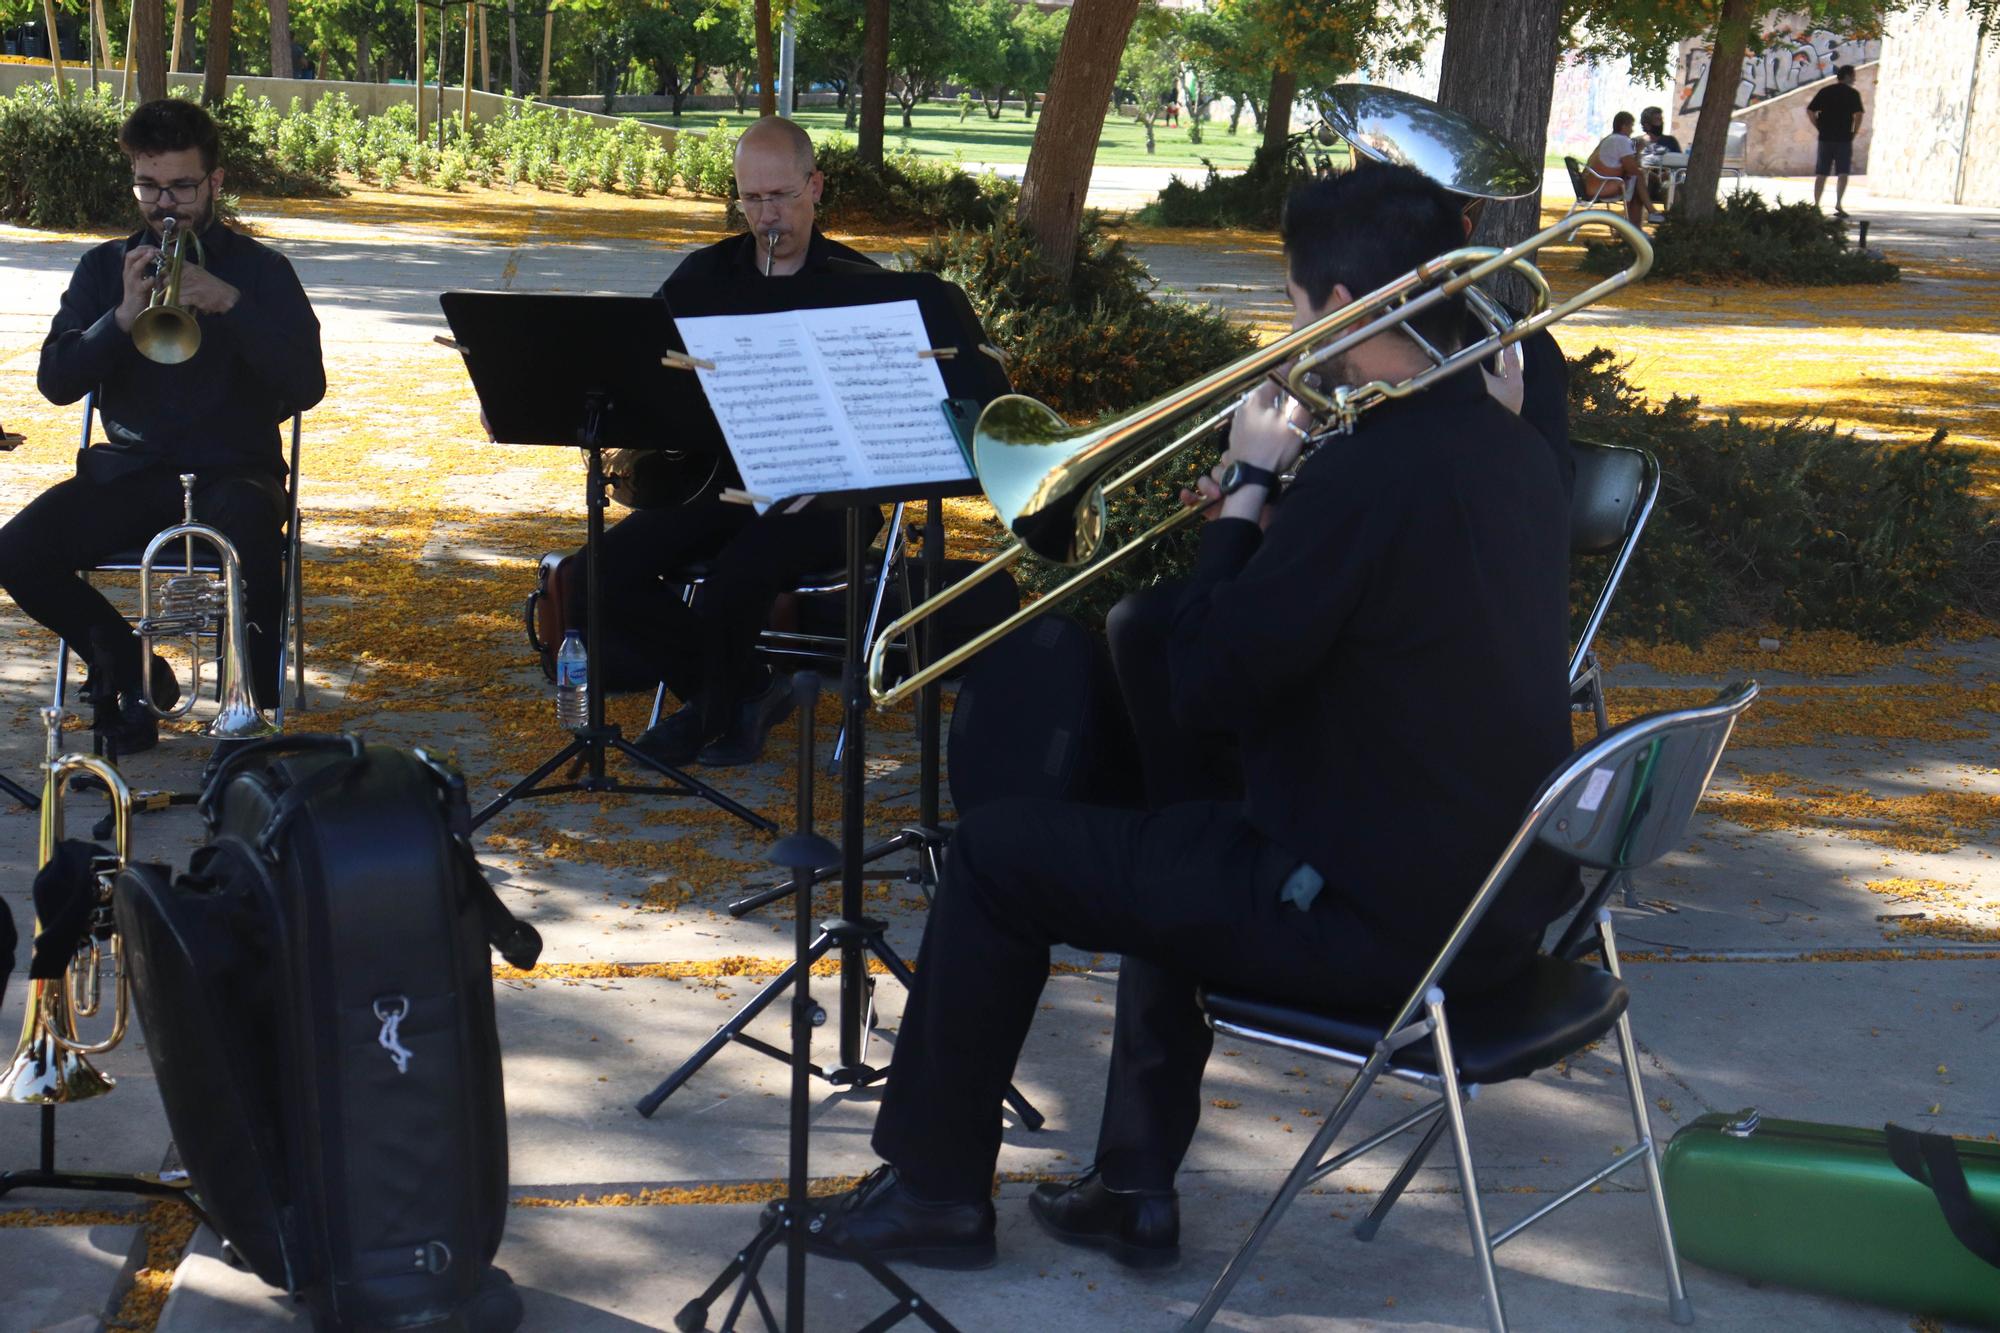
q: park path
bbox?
[0,175,1996,1332]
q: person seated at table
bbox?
[1638,106,1681,155]
[1583,111,1651,227]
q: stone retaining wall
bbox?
[1870,2,2000,207]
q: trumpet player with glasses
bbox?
[811,162,1582,1269]
[2,98,324,759]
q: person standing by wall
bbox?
[1807,64,1865,217]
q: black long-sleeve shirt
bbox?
[653,227,880,293]
[38,223,325,477]
[1168,366,1577,985]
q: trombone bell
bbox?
[973,396,1110,566]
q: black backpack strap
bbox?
[412,749,544,972]
[253,749,369,861]
[1885,1122,2000,1269]
[29,840,106,978]
[198,734,365,828]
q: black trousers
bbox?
[566,499,875,726]
[872,796,1398,1203]
[0,458,286,705]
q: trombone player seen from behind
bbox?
[3,98,324,761]
[813,163,1584,1268]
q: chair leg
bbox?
[1354,1110,1449,1242]
[1183,1054,1389,1331]
[1430,996,1507,1333]
[1599,913,1696,1325]
[53,638,70,712]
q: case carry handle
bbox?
[1885,1121,2000,1270]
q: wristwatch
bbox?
[1217,461,1279,496]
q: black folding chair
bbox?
[648,501,913,768]
[52,393,308,726]
[1185,680,1759,1332]
[1569,439,1659,737]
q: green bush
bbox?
[0,84,134,228]
[1582,190,1899,285]
[813,140,1019,231]
[1568,350,1983,642]
[208,90,341,197]
[1136,142,1294,230]
[675,118,739,196]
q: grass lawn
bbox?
[624,102,1264,168]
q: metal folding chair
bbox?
[1564,155,1631,220]
[1186,680,1760,1332]
[1568,440,1660,737]
[53,393,308,727]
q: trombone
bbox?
[0,709,134,1104]
[866,210,1653,709]
[137,473,278,740]
[132,215,205,366]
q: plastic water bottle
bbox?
[555,631,588,730]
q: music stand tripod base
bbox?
[0,1104,214,1233]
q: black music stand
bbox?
[638,274,1041,1128]
[438,292,776,834]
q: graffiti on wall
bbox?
[1679,21,1881,116]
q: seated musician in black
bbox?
[811,163,1580,1268]
[570,115,881,767]
[5,98,324,757]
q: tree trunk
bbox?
[538,7,552,98]
[1680,0,1753,221]
[478,3,489,92]
[356,26,372,81]
[505,0,518,94]
[167,0,185,71]
[135,0,166,99]
[857,0,888,164]
[40,0,63,86]
[1436,0,1563,308]
[1260,66,1295,159]
[1016,0,1139,282]
[268,0,293,77]
[754,0,775,116]
[1245,93,1261,131]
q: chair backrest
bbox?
[1723,119,1748,168]
[1566,440,1659,684]
[1564,156,1588,196]
[1382,682,1757,1030]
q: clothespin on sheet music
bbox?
[662,350,717,372]
[433,335,462,351]
[918,346,957,361]
[719,487,775,507]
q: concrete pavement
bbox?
[0,177,1997,1332]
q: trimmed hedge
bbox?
[1583,190,1899,285]
[813,142,1018,232]
[0,83,130,228]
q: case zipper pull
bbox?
[374,995,413,1074]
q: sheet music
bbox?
[674,299,972,511]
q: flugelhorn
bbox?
[137,473,277,739]
[0,709,134,1104]
[131,215,205,365]
[865,210,1653,709]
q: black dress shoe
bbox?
[697,673,794,767]
[632,701,712,768]
[808,1166,996,1270]
[147,652,181,712]
[95,693,159,756]
[1028,1170,1180,1270]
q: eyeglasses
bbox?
[132,179,208,203]
[735,185,806,212]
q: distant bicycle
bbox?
[1284,124,1348,179]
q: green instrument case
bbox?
[1661,1109,2000,1326]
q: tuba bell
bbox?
[131,215,205,366]
[137,473,278,740]
[0,709,134,1104]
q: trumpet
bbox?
[137,473,277,740]
[866,210,1654,709]
[0,709,134,1104]
[131,215,205,365]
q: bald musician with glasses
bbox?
[558,116,884,769]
